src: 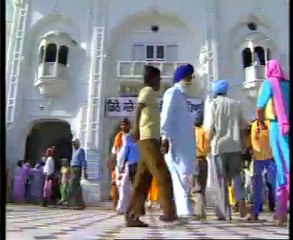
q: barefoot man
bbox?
[125,65,175,227]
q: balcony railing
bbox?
[34,62,69,98]
[36,62,68,79]
[117,61,189,81]
[243,65,266,98]
[244,65,265,83]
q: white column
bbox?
[81,0,109,204]
[248,40,256,64]
[54,44,60,77]
[211,0,219,81]
[6,5,19,91]
[40,44,46,76]
[204,0,220,202]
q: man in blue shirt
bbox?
[122,134,141,185]
[67,138,87,209]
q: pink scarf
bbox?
[266,60,289,135]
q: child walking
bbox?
[190,117,209,219]
[59,158,70,206]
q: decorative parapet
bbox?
[116,60,191,84]
[243,65,265,99]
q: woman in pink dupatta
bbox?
[13,161,32,203]
[256,59,289,226]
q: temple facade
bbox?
[6,0,288,203]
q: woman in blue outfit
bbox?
[256,59,289,226]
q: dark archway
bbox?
[254,46,265,65]
[58,45,69,65]
[24,121,72,171]
[266,48,271,61]
[45,43,57,63]
[242,48,252,68]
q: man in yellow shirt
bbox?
[247,119,276,220]
[190,116,209,219]
[125,65,175,227]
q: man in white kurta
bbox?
[110,118,132,214]
[161,64,196,218]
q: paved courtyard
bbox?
[6,203,289,239]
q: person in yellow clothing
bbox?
[190,116,209,219]
[246,119,276,220]
[228,181,236,209]
[59,159,71,206]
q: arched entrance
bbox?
[24,120,72,170]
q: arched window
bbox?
[242,48,252,68]
[58,46,69,65]
[254,46,265,65]
[39,46,45,64]
[266,48,271,61]
[45,43,57,63]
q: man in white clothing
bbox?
[42,148,55,207]
[206,79,247,221]
[161,64,196,218]
[43,153,55,177]
[110,118,132,214]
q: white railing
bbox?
[244,65,266,83]
[117,61,190,79]
[36,62,68,80]
[34,63,69,97]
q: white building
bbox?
[6,21,12,56]
[6,0,289,203]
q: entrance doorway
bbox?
[24,120,72,170]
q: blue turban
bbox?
[173,64,194,84]
[186,64,194,75]
[212,79,229,95]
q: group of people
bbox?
[108,118,160,214]
[11,139,88,210]
[108,59,289,228]
[9,59,289,229]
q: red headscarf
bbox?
[46,148,54,157]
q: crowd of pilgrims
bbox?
[108,60,289,228]
[7,59,289,228]
[108,118,286,223]
[9,139,87,209]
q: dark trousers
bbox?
[128,163,138,185]
[52,177,60,202]
[126,139,175,220]
[67,167,85,207]
[190,158,208,216]
[252,159,276,215]
[211,152,245,220]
